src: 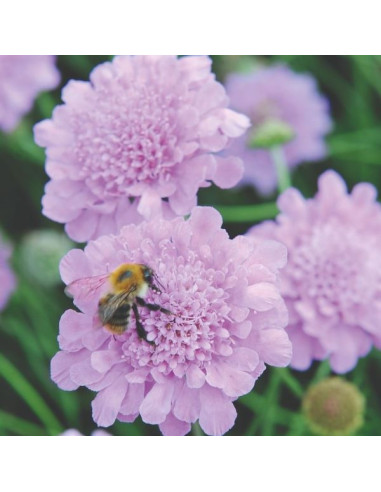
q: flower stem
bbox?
[270,145,291,194]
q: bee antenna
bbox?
[153,272,166,292]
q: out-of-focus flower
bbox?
[248,170,381,373]
[19,229,73,287]
[0,236,16,310]
[303,377,365,435]
[51,207,291,436]
[225,65,332,194]
[35,56,250,242]
[61,428,111,436]
[0,56,60,133]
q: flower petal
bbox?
[139,381,175,425]
[91,375,128,427]
[199,385,237,436]
[159,413,191,436]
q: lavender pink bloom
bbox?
[35,56,250,242]
[248,170,381,373]
[51,207,291,435]
[225,65,332,194]
[0,237,16,311]
[0,56,59,133]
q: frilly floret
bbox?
[51,207,291,435]
[225,65,332,194]
[35,56,250,242]
[248,170,381,373]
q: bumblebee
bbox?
[65,263,171,343]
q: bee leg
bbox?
[132,303,155,345]
[136,297,172,315]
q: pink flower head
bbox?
[52,207,291,435]
[248,170,381,373]
[0,237,16,310]
[225,65,332,194]
[35,56,250,242]
[0,56,60,133]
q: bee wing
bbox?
[99,284,137,324]
[64,273,110,301]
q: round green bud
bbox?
[19,229,74,287]
[303,377,365,436]
[248,118,295,149]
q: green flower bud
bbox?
[303,377,365,436]
[248,118,295,149]
[19,230,74,287]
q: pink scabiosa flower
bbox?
[225,65,332,194]
[0,56,60,133]
[248,170,381,373]
[51,207,291,436]
[0,237,16,311]
[34,56,250,242]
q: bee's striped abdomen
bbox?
[98,293,132,335]
[109,303,131,326]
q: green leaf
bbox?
[0,353,63,435]
[0,410,47,436]
[215,202,278,223]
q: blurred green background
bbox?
[1,55,381,436]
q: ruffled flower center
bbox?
[289,223,380,315]
[118,243,233,375]
[75,79,189,199]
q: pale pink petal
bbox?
[287,326,316,371]
[205,361,255,397]
[212,156,244,188]
[51,351,87,390]
[119,383,145,416]
[65,210,99,243]
[199,385,237,436]
[58,310,92,351]
[70,357,104,386]
[185,365,206,389]
[219,108,250,137]
[173,383,201,423]
[226,347,259,372]
[91,376,128,427]
[159,413,191,436]
[243,282,282,311]
[139,381,175,425]
[59,249,92,285]
[257,329,292,367]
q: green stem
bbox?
[215,202,278,223]
[0,353,63,434]
[311,360,331,384]
[270,145,291,194]
[275,367,304,399]
[243,370,282,436]
[262,370,282,436]
[240,392,296,427]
